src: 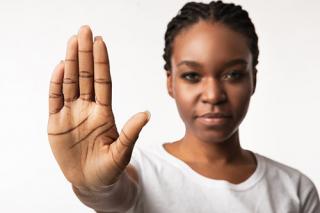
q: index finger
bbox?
[93,37,112,107]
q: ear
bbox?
[251,68,257,96]
[166,71,174,98]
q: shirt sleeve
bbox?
[299,174,320,213]
[72,171,140,213]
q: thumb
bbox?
[113,111,150,166]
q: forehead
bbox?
[171,20,252,68]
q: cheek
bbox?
[173,83,199,120]
[227,84,252,119]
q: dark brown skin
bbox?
[48,26,149,191]
[164,20,258,184]
[49,20,257,195]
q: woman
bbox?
[48,1,320,212]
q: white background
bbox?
[0,0,319,212]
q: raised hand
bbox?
[47,26,149,191]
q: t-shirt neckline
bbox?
[159,143,266,191]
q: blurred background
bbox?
[0,0,319,212]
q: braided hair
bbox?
[163,1,259,72]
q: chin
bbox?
[194,127,238,144]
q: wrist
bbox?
[72,173,125,194]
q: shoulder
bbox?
[255,152,320,211]
[256,152,314,187]
[129,143,170,172]
[131,143,169,162]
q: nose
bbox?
[201,78,227,105]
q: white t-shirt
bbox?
[127,143,320,213]
[75,143,320,213]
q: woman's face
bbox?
[167,20,257,144]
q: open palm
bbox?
[47,26,149,190]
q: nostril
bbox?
[201,79,227,104]
[201,91,227,105]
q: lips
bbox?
[197,112,232,126]
[198,112,232,118]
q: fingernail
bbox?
[144,110,151,121]
[60,60,64,63]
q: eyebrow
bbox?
[177,60,203,68]
[177,58,248,69]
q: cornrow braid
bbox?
[163,1,259,72]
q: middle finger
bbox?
[78,25,94,101]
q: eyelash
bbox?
[223,71,244,80]
[181,71,244,83]
[181,72,200,82]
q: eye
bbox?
[223,70,244,80]
[181,72,201,83]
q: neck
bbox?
[177,130,244,166]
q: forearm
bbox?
[72,172,139,212]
